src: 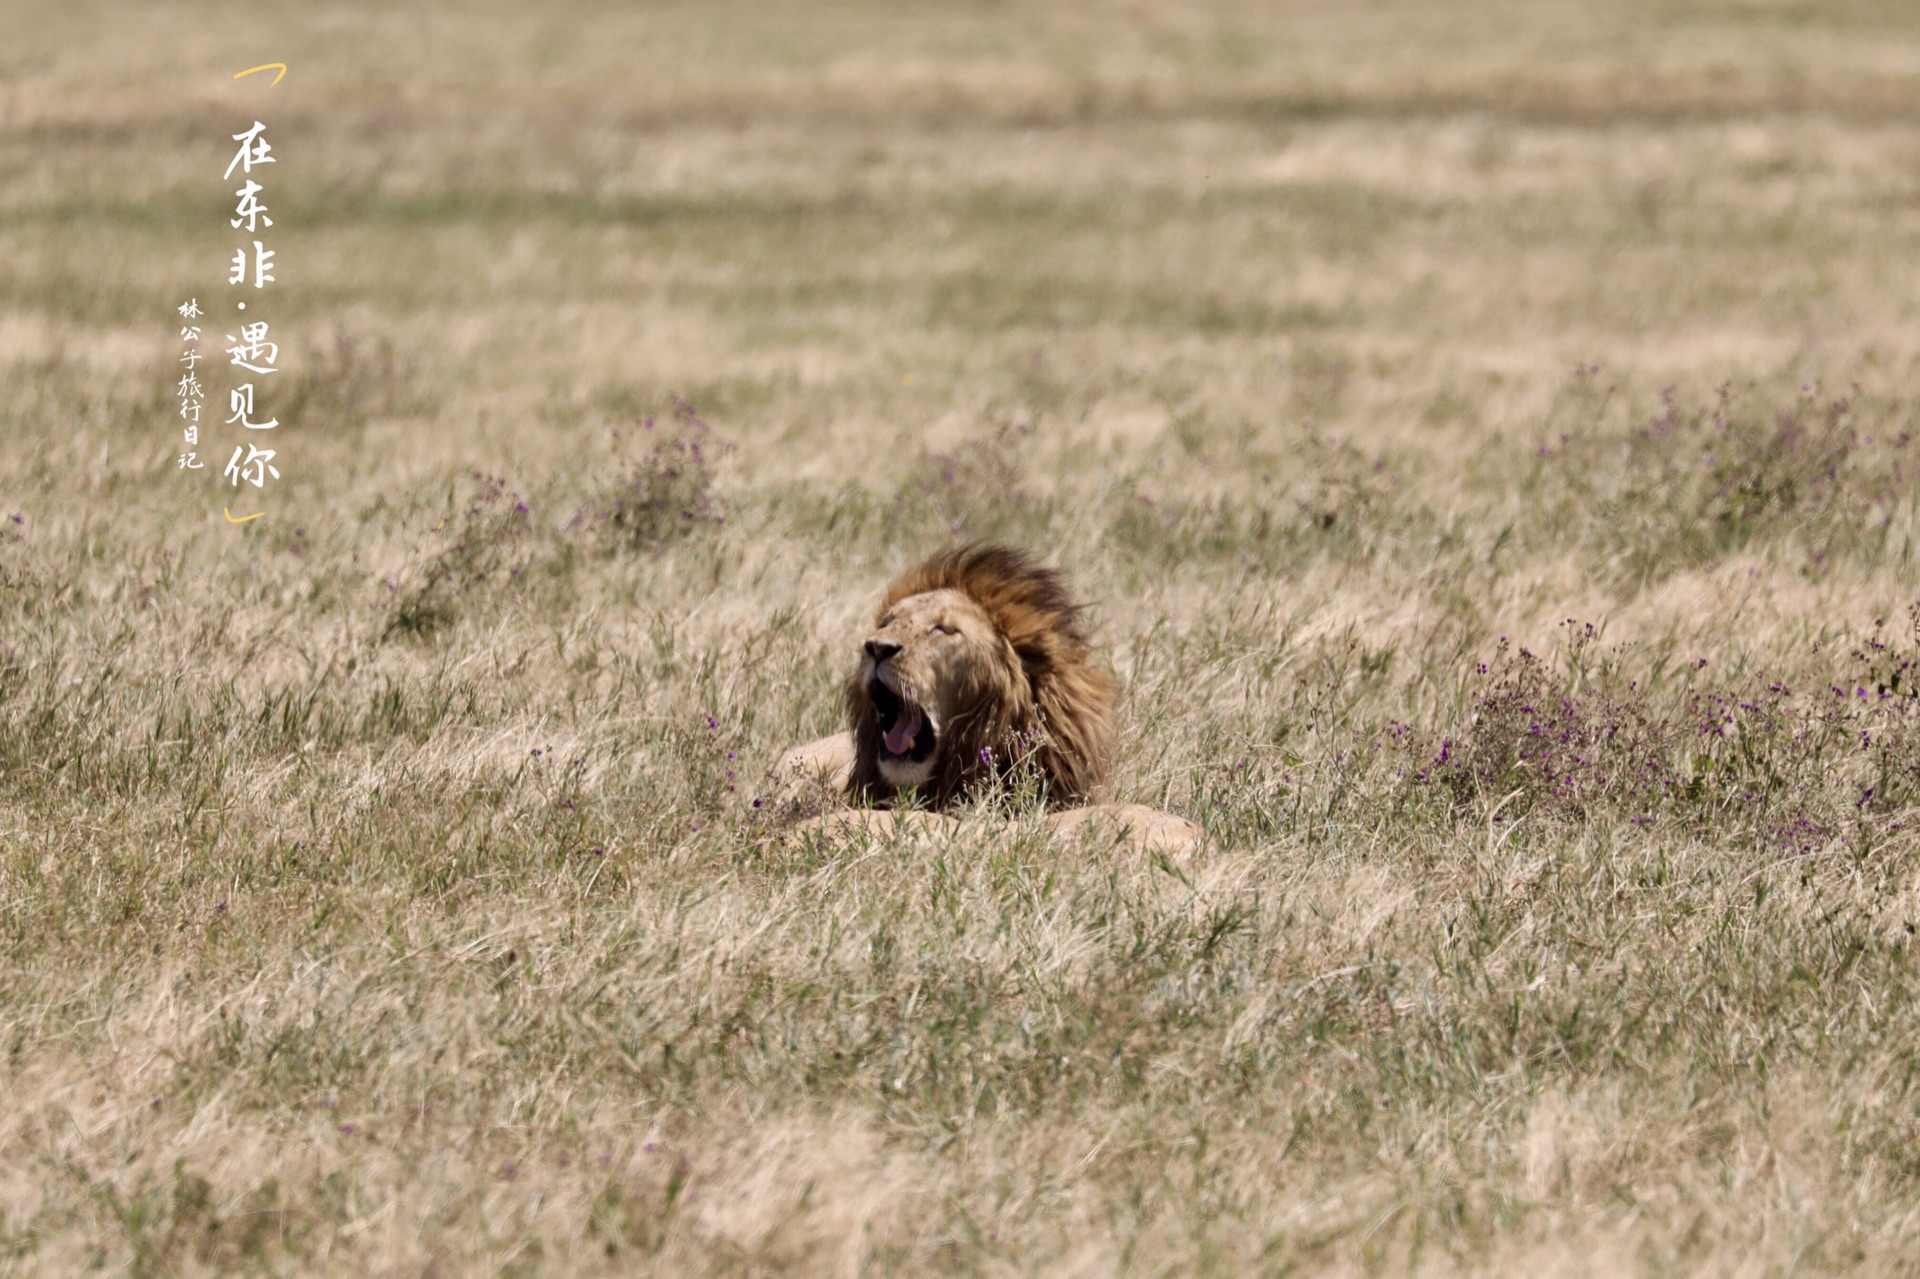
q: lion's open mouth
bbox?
[869,679,937,764]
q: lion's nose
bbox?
[864,638,902,664]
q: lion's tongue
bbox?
[883,706,923,756]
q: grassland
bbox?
[6,1,1920,1273]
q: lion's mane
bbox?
[845,543,1118,808]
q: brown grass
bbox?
[5,1,1920,1273]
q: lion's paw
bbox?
[774,733,855,792]
[1043,803,1202,855]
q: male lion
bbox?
[777,543,1200,853]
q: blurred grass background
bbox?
[5,2,1920,1274]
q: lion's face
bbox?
[857,588,1026,792]
[844,543,1117,809]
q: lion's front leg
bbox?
[1044,803,1201,855]
[774,732,856,797]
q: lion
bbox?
[776,543,1200,854]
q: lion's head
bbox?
[846,543,1117,809]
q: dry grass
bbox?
[7,1,1920,1273]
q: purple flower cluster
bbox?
[381,472,534,639]
[594,395,730,551]
[1537,379,1914,575]
[900,417,1032,539]
[1396,611,1920,852]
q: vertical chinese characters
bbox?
[176,298,205,469]
[222,120,283,494]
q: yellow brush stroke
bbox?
[233,63,287,86]
[224,507,265,524]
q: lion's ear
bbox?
[1001,633,1048,696]
[1013,625,1078,680]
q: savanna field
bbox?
[8,2,1920,1273]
